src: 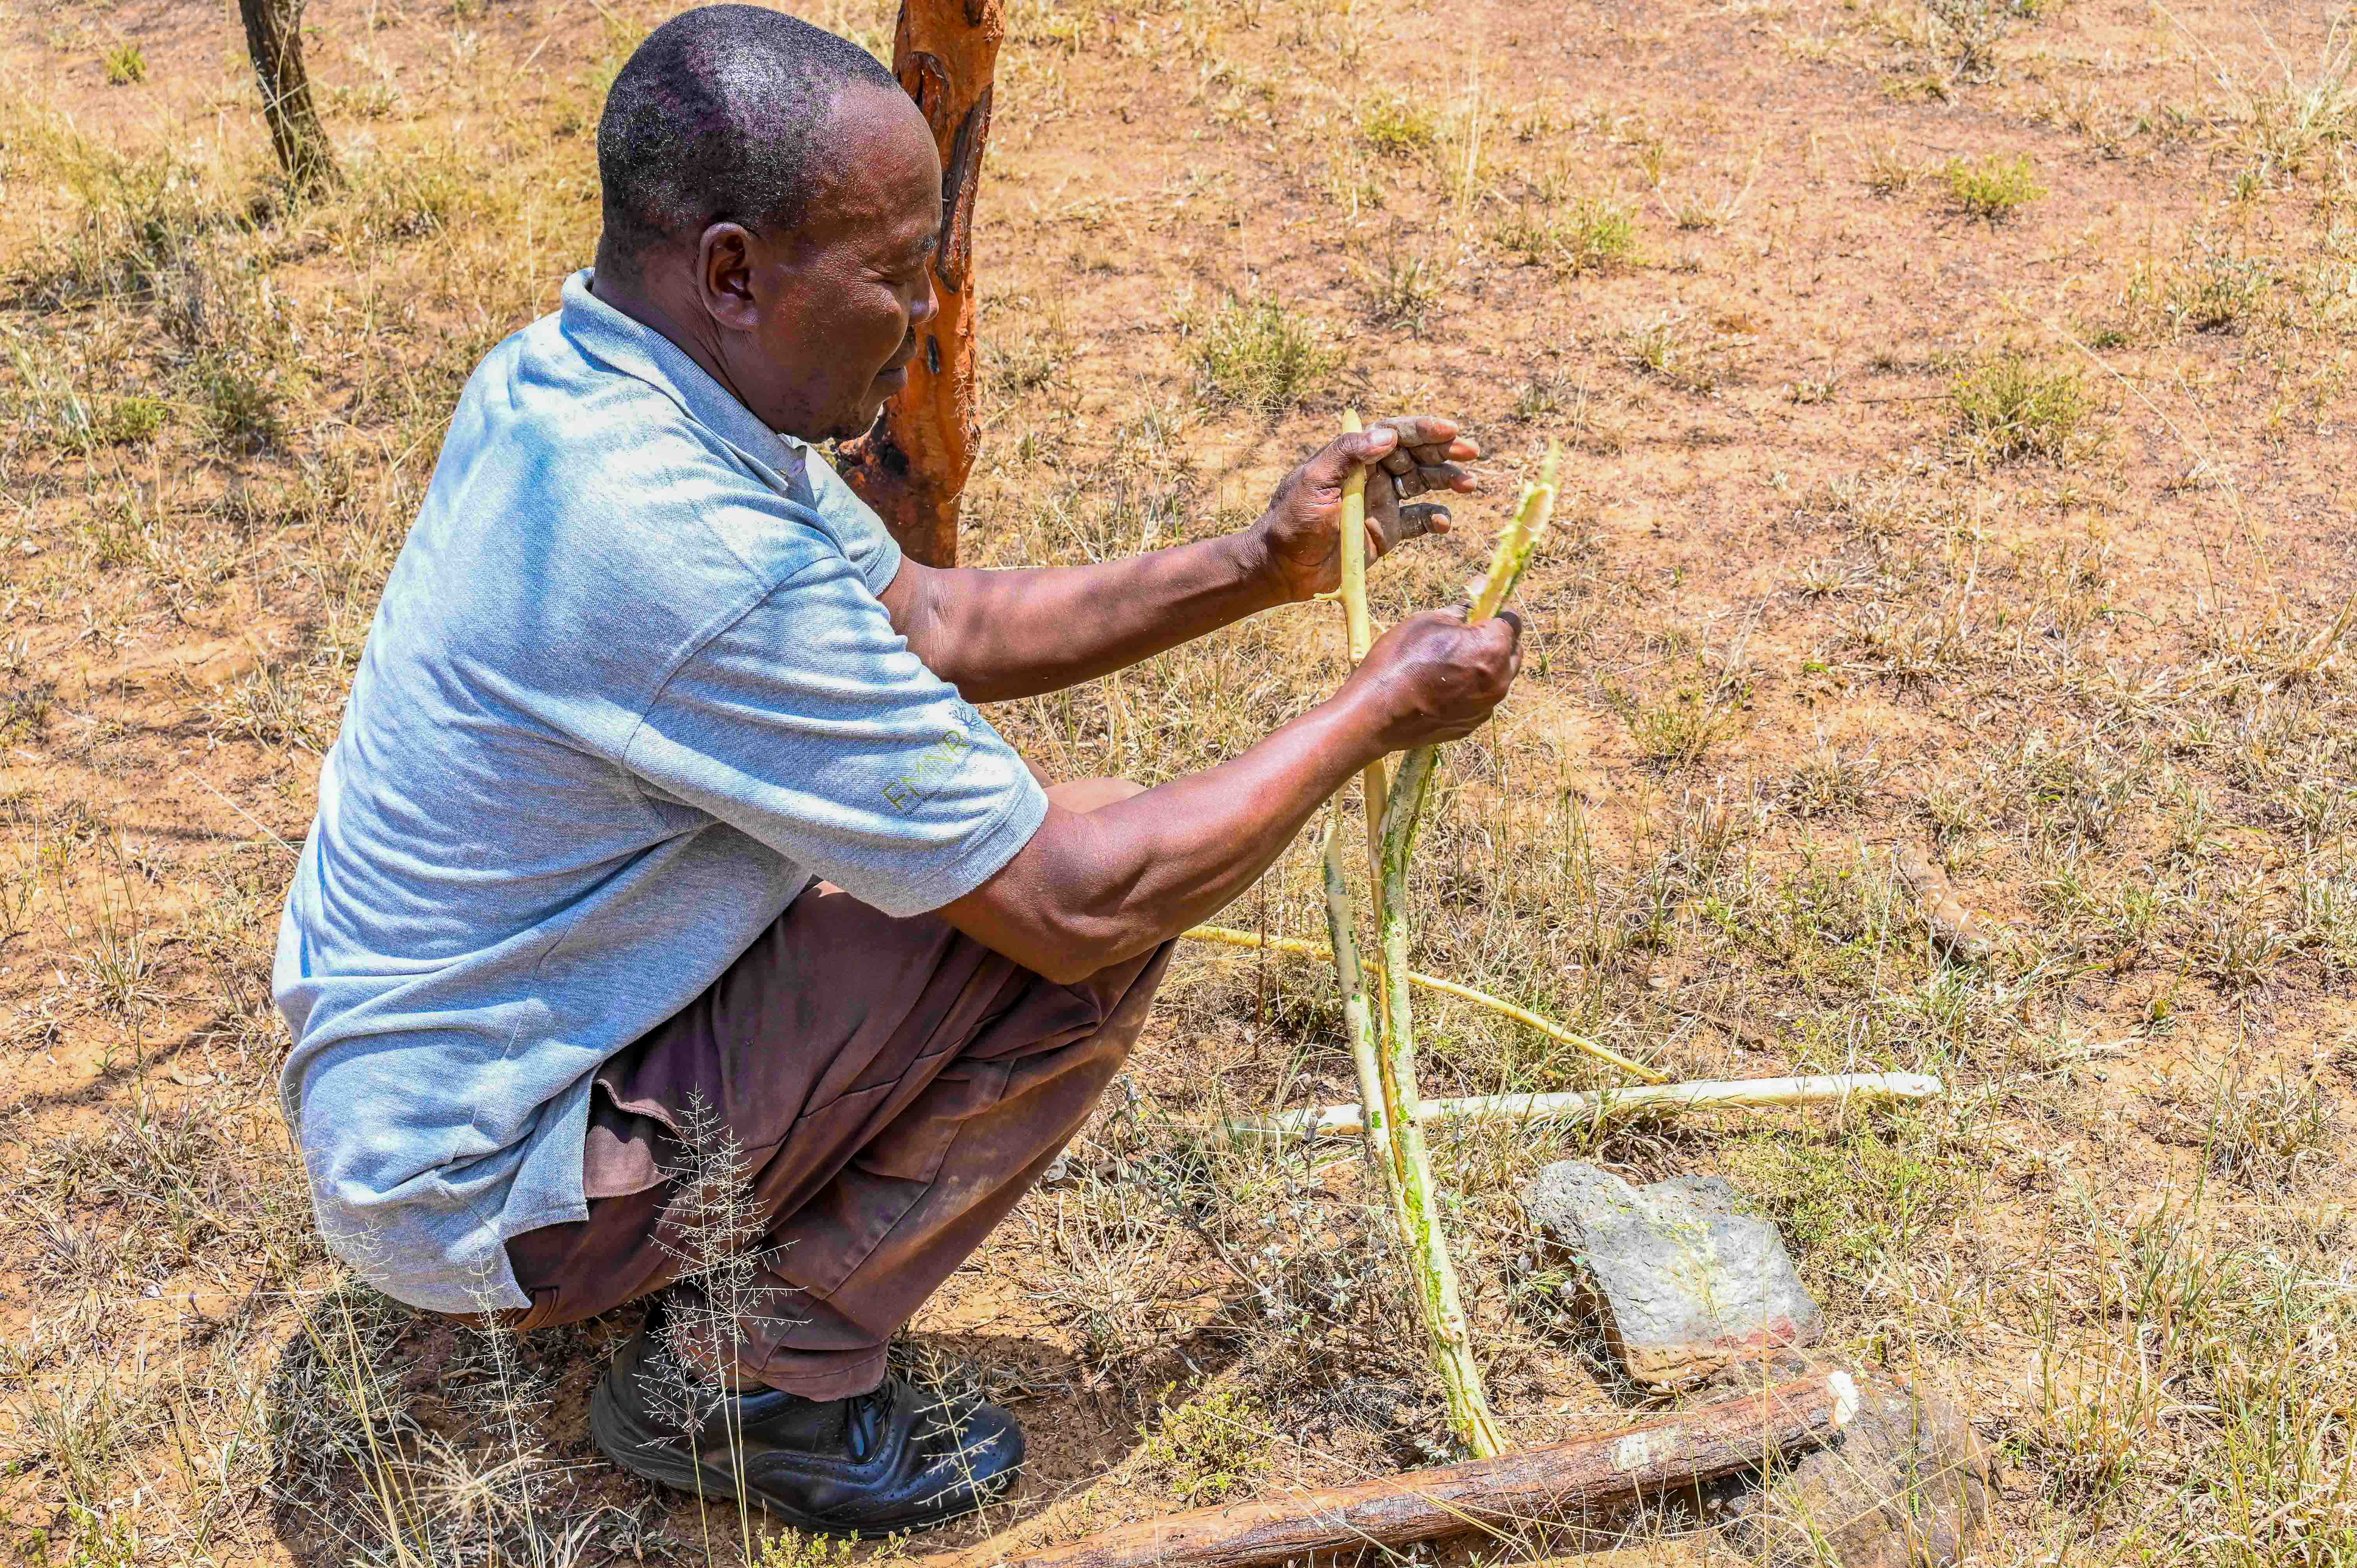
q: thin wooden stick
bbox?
[1239,1072,1947,1140]
[1180,925,1668,1083]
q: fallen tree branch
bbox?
[1239,1072,1944,1141]
[935,1373,1859,1568]
[1181,925,1667,1084]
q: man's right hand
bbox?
[1341,608,1525,756]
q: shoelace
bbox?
[842,1379,895,1462]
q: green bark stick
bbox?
[1369,446,1560,1460]
[1317,814,1410,1244]
[1373,746,1505,1455]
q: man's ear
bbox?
[696,223,760,332]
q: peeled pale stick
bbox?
[1893,844,1997,959]
[1335,408,1392,920]
[1241,1072,1945,1140]
[1315,410,1418,1303]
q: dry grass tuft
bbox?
[1186,296,1343,415]
[1949,352,2095,461]
[1943,151,2045,218]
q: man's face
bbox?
[717,84,942,443]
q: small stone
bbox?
[1522,1160,1822,1388]
[1712,1360,1993,1567]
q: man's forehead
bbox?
[804,84,942,233]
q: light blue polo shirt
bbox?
[273,271,1048,1314]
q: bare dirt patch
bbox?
[2,0,2353,1559]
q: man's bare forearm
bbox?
[881,531,1285,703]
[935,609,1524,984]
[880,419,1474,703]
[937,697,1377,982]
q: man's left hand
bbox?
[1252,415,1481,603]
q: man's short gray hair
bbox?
[595,4,901,280]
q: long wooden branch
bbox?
[935,1374,1859,1568]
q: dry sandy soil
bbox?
[2,0,2354,1559]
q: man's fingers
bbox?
[1371,415,1463,452]
[1366,503,1449,557]
[1387,462,1477,499]
[1370,416,1480,473]
[1411,437,1480,464]
[1378,446,1477,478]
[1493,609,1526,681]
[1312,425,1399,487]
[1306,420,1475,496]
[1406,501,1452,536]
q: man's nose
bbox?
[911,275,941,328]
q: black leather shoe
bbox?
[588,1323,1024,1535]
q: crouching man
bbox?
[274,1,1521,1536]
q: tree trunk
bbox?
[932,1375,1860,1568]
[837,0,1004,566]
[238,0,337,193]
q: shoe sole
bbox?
[587,1375,1002,1539]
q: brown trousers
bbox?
[504,883,1172,1399]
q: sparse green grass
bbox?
[1187,296,1342,415]
[753,1527,879,1568]
[1359,95,1438,158]
[2,683,56,743]
[1631,696,1741,769]
[1494,196,1636,275]
[1624,313,1719,392]
[204,661,330,750]
[1722,1122,1965,1297]
[1923,0,2009,82]
[2164,248,2271,333]
[2198,1072,2332,1183]
[1362,249,1440,334]
[1949,353,2093,461]
[100,40,145,85]
[91,393,165,446]
[1944,152,2045,218]
[1140,1385,1273,1503]
[985,313,1073,398]
[1860,141,1921,193]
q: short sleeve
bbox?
[799,447,904,597]
[624,553,1046,918]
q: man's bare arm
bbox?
[935,609,1521,983]
[876,417,1478,703]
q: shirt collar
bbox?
[558,269,810,494]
